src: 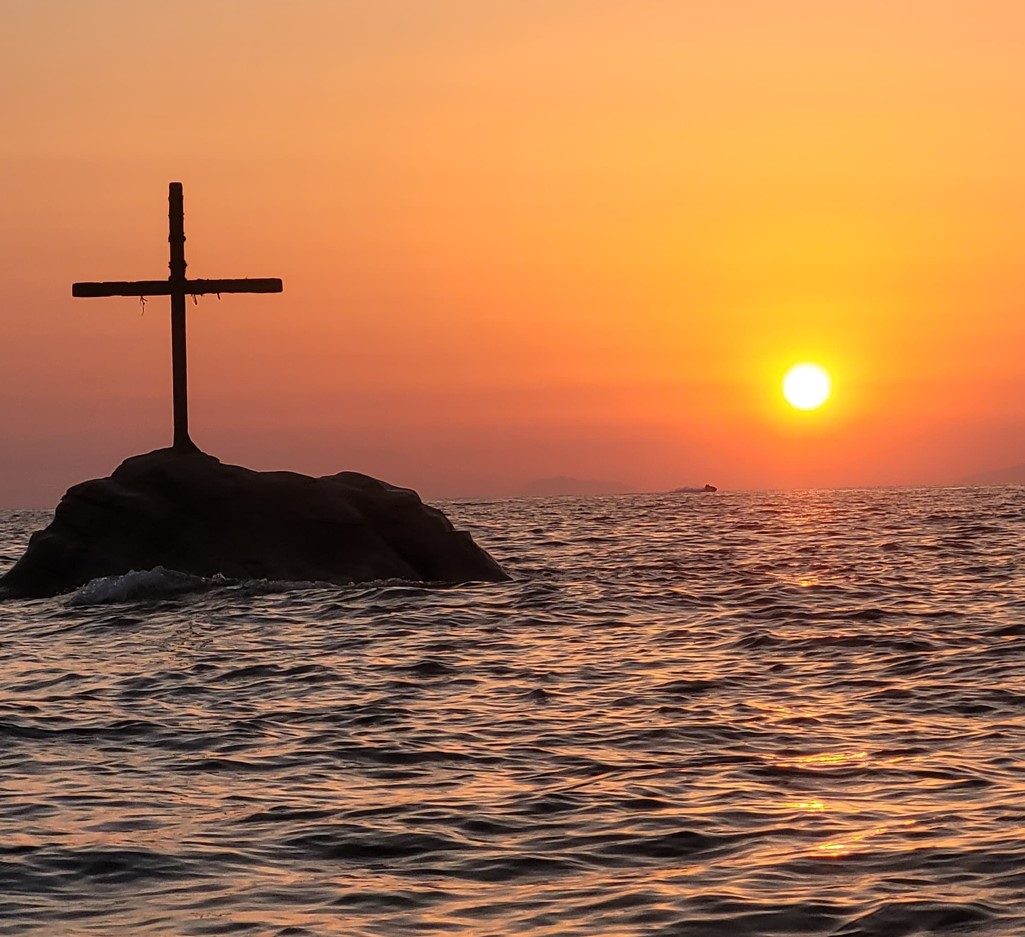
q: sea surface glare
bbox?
[1,487,1024,936]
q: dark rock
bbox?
[0,449,509,598]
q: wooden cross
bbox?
[72,182,283,453]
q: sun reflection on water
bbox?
[783,799,827,812]
[773,751,869,769]
[815,819,916,859]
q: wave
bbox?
[65,566,222,605]
[64,567,334,607]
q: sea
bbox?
[0,485,1023,936]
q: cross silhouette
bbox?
[72,182,283,452]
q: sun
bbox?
[782,363,831,410]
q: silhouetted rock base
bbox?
[0,449,509,599]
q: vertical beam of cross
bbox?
[72,183,283,453]
[168,183,191,450]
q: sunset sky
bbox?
[3,1,1025,506]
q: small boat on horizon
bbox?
[671,484,718,493]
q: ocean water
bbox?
[1,486,1024,936]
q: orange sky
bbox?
[3,1,1025,506]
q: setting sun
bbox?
[783,363,831,411]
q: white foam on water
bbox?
[66,567,222,606]
[234,578,329,596]
[64,568,332,606]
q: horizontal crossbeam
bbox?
[185,278,283,295]
[73,280,170,297]
[72,277,283,298]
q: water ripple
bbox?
[1,487,1024,934]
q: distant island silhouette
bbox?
[960,464,1025,486]
[519,476,632,497]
